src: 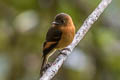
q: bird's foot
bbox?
[43,62,52,71]
[62,48,71,52]
[58,48,71,56]
[46,62,52,69]
[40,62,52,77]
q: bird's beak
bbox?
[52,21,59,25]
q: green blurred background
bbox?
[0,0,120,80]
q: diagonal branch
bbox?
[39,0,112,80]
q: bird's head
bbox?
[52,13,73,27]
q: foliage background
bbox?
[0,0,119,80]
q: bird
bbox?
[40,13,75,76]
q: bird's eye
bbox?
[61,20,65,24]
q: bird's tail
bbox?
[40,49,56,77]
[40,55,47,77]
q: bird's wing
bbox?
[43,27,62,56]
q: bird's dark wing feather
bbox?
[46,27,62,41]
[43,27,62,56]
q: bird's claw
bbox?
[40,62,52,76]
[43,62,52,71]
[62,48,71,52]
[58,48,71,56]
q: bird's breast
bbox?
[56,26,75,49]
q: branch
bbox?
[39,0,112,80]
